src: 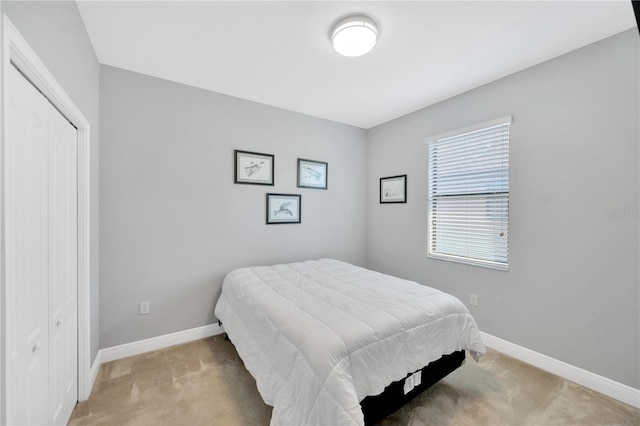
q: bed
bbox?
[214,259,486,425]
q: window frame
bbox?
[425,116,511,271]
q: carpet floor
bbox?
[69,334,640,425]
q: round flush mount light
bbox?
[331,15,378,57]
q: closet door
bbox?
[48,100,78,424]
[6,64,79,425]
[6,64,51,425]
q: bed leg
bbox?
[218,320,230,341]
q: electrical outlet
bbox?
[139,301,150,315]
[470,294,478,307]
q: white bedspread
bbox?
[214,259,486,425]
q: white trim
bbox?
[88,352,102,395]
[0,9,4,423]
[98,324,224,364]
[424,115,512,144]
[1,14,92,420]
[33,321,640,412]
[87,323,224,397]
[84,324,224,397]
[481,332,640,409]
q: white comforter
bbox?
[214,259,486,425]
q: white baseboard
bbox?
[82,324,224,397]
[98,323,224,365]
[86,326,638,410]
[83,324,224,398]
[481,332,640,409]
[86,354,102,400]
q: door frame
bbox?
[0,14,92,423]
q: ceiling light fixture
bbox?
[331,15,378,57]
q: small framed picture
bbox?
[266,193,301,224]
[234,150,274,185]
[297,158,328,189]
[380,175,407,203]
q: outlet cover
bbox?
[139,301,150,315]
[470,294,478,307]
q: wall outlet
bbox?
[470,294,478,307]
[139,301,150,315]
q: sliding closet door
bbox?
[5,63,79,425]
[48,99,78,424]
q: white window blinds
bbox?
[427,118,510,270]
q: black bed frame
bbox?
[360,350,466,425]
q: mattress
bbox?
[214,259,486,425]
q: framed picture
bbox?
[266,193,301,224]
[297,158,328,189]
[380,175,407,203]
[234,150,274,185]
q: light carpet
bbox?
[69,334,640,425]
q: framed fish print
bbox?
[266,193,301,224]
[380,174,407,203]
[234,150,274,185]
[297,158,328,189]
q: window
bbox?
[427,117,510,270]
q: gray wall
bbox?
[3,0,636,396]
[99,66,367,347]
[366,30,639,388]
[2,0,101,363]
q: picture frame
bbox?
[297,158,328,190]
[266,193,301,224]
[380,175,407,203]
[234,150,274,185]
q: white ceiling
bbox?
[77,1,637,129]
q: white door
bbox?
[5,63,78,425]
[6,62,51,425]
[48,92,78,425]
